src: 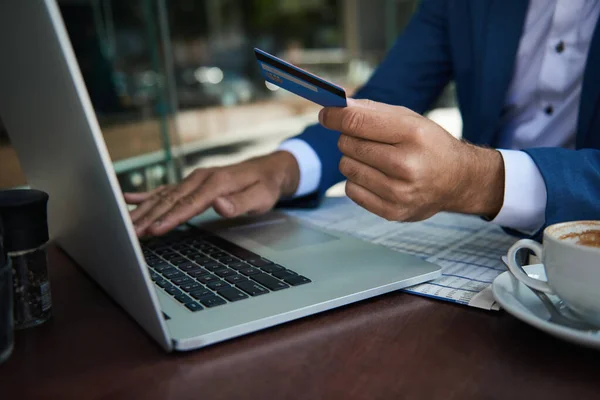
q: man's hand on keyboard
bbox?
[124,152,300,237]
[319,98,505,222]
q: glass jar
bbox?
[0,215,14,363]
[9,242,51,329]
[0,189,52,329]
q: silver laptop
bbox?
[0,0,440,351]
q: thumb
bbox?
[347,98,416,116]
[213,183,276,218]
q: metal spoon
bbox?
[501,257,597,331]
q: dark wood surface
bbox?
[1,246,598,400]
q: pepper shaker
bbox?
[0,214,14,363]
[0,189,52,329]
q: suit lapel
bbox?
[476,0,529,146]
[577,16,600,149]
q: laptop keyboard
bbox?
[141,229,311,312]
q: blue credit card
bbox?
[254,48,347,107]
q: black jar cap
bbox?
[0,214,6,267]
[0,189,49,252]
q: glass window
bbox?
[0,117,26,189]
[1,0,459,192]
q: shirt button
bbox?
[556,41,565,53]
[544,105,554,115]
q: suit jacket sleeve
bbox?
[523,147,600,237]
[285,0,453,203]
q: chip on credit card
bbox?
[254,48,347,107]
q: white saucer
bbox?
[492,264,600,350]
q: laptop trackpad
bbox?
[228,219,338,251]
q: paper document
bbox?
[285,197,518,311]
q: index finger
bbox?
[124,186,166,205]
[146,169,258,236]
[318,104,417,144]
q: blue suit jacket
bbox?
[291,0,600,234]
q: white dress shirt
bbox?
[280,0,600,234]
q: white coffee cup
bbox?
[506,220,600,327]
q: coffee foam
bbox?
[547,221,600,248]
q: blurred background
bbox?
[0,0,459,192]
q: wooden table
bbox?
[1,246,598,399]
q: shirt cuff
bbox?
[278,138,322,198]
[491,149,547,235]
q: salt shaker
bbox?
[0,189,52,329]
[0,214,14,363]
